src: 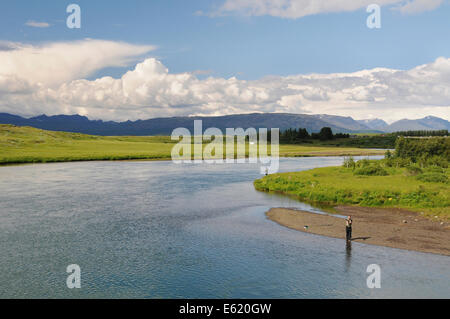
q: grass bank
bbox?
[0,125,384,165]
[254,165,450,219]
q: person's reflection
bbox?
[345,240,352,272]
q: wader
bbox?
[346,226,352,241]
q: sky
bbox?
[0,0,449,122]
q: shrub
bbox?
[416,173,448,184]
[343,156,355,169]
[354,165,389,176]
[356,159,371,168]
[395,137,449,161]
[418,155,449,168]
[405,165,423,176]
[385,150,393,159]
[384,157,411,168]
[424,166,445,174]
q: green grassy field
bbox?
[0,125,385,165]
[0,125,176,164]
[254,166,450,219]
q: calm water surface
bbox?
[0,157,449,298]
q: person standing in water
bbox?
[346,216,353,242]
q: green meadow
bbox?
[0,125,384,165]
[0,125,176,164]
[254,164,450,219]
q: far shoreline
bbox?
[0,151,385,167]
[267,207,450,256]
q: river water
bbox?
[0,156,448,298]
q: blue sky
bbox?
[0,0,449,121]
[2,0,449,79]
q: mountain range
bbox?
[356,119,389,131]
[0,112,448,136]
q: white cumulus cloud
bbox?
[0,40,449,122]
[0,39,156,88]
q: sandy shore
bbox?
[267,206,450,256]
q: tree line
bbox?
[393,130,448,137]
[279,127,449,146]
[395,137,449,162]
[280,127,349,143]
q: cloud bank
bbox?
[217,0,444,19]
[0,40,448,122]
[0,39,156,87]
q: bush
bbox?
[418,155,449,168]
[343,156,355,169]
[405,165,423,176]
[354,165,389,176]
[395,137,449,161]
[416,173,448,184]
[356,159,371,168]
[424,166,445,174]
[384,157,411,168]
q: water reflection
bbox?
[345,241,352,272]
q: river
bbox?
[0,156,449,298]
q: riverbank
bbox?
[267,207,450,256]
[0,124,385,165]
[254,166,450,220]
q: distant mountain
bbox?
[357,119,389,131]
[0,112,371,136]
[315,114,370,131]
[0,112,448,136]
[386,116,450,132]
